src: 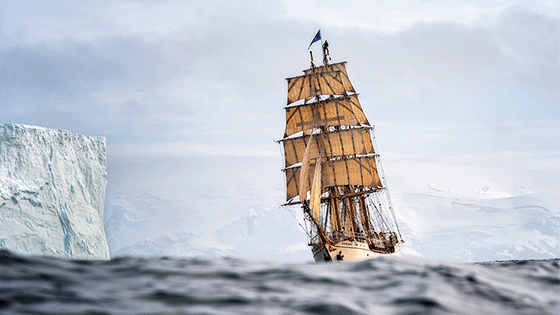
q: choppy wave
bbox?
[0,250,558,315]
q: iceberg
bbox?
[0,123,110,259]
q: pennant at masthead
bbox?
[308,29,322,49]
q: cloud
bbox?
[0,1,306,141]
[332,7,559,124]
[496,6,559,89]
[281,0,558,32]
[0,1,557,151]
[109,142,278,158]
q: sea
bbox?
[0,250,558,315]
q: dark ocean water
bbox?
[0,250,558,315]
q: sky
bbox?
[1,1,559,247]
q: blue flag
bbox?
[308,30,321,49]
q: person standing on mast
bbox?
[322,40,330,65]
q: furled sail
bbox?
[283,127,374,168]
[284,95,369,137]
[285,156,382,201]
[298,134,320,201]
[309,159,322,222]
[287,71,351,105]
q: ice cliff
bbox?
[0,123,110,259]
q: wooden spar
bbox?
[284,187,383,206]
[329,187,342,232]
[302,200,331,246]
[310,51,315,68]
[358,192,372,232]
[342,186,358,234]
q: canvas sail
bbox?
[284,156,382,201]
[284,95,369,137]
[303,62,355,93]
[286,71,351,105]
[282,127,374,168]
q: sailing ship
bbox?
[279,35,404,262]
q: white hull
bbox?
[312,240,401,262]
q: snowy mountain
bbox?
[104,154,559,263]
[0,124,110,259]
[387,160,560,262]
[104,187,311,262]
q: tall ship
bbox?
[279,32,404,262]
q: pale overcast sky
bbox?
[1,1,558,203]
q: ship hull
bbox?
[312,240,401,262]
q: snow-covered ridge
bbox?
[104,155,559,263]
[0,123,110,259]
